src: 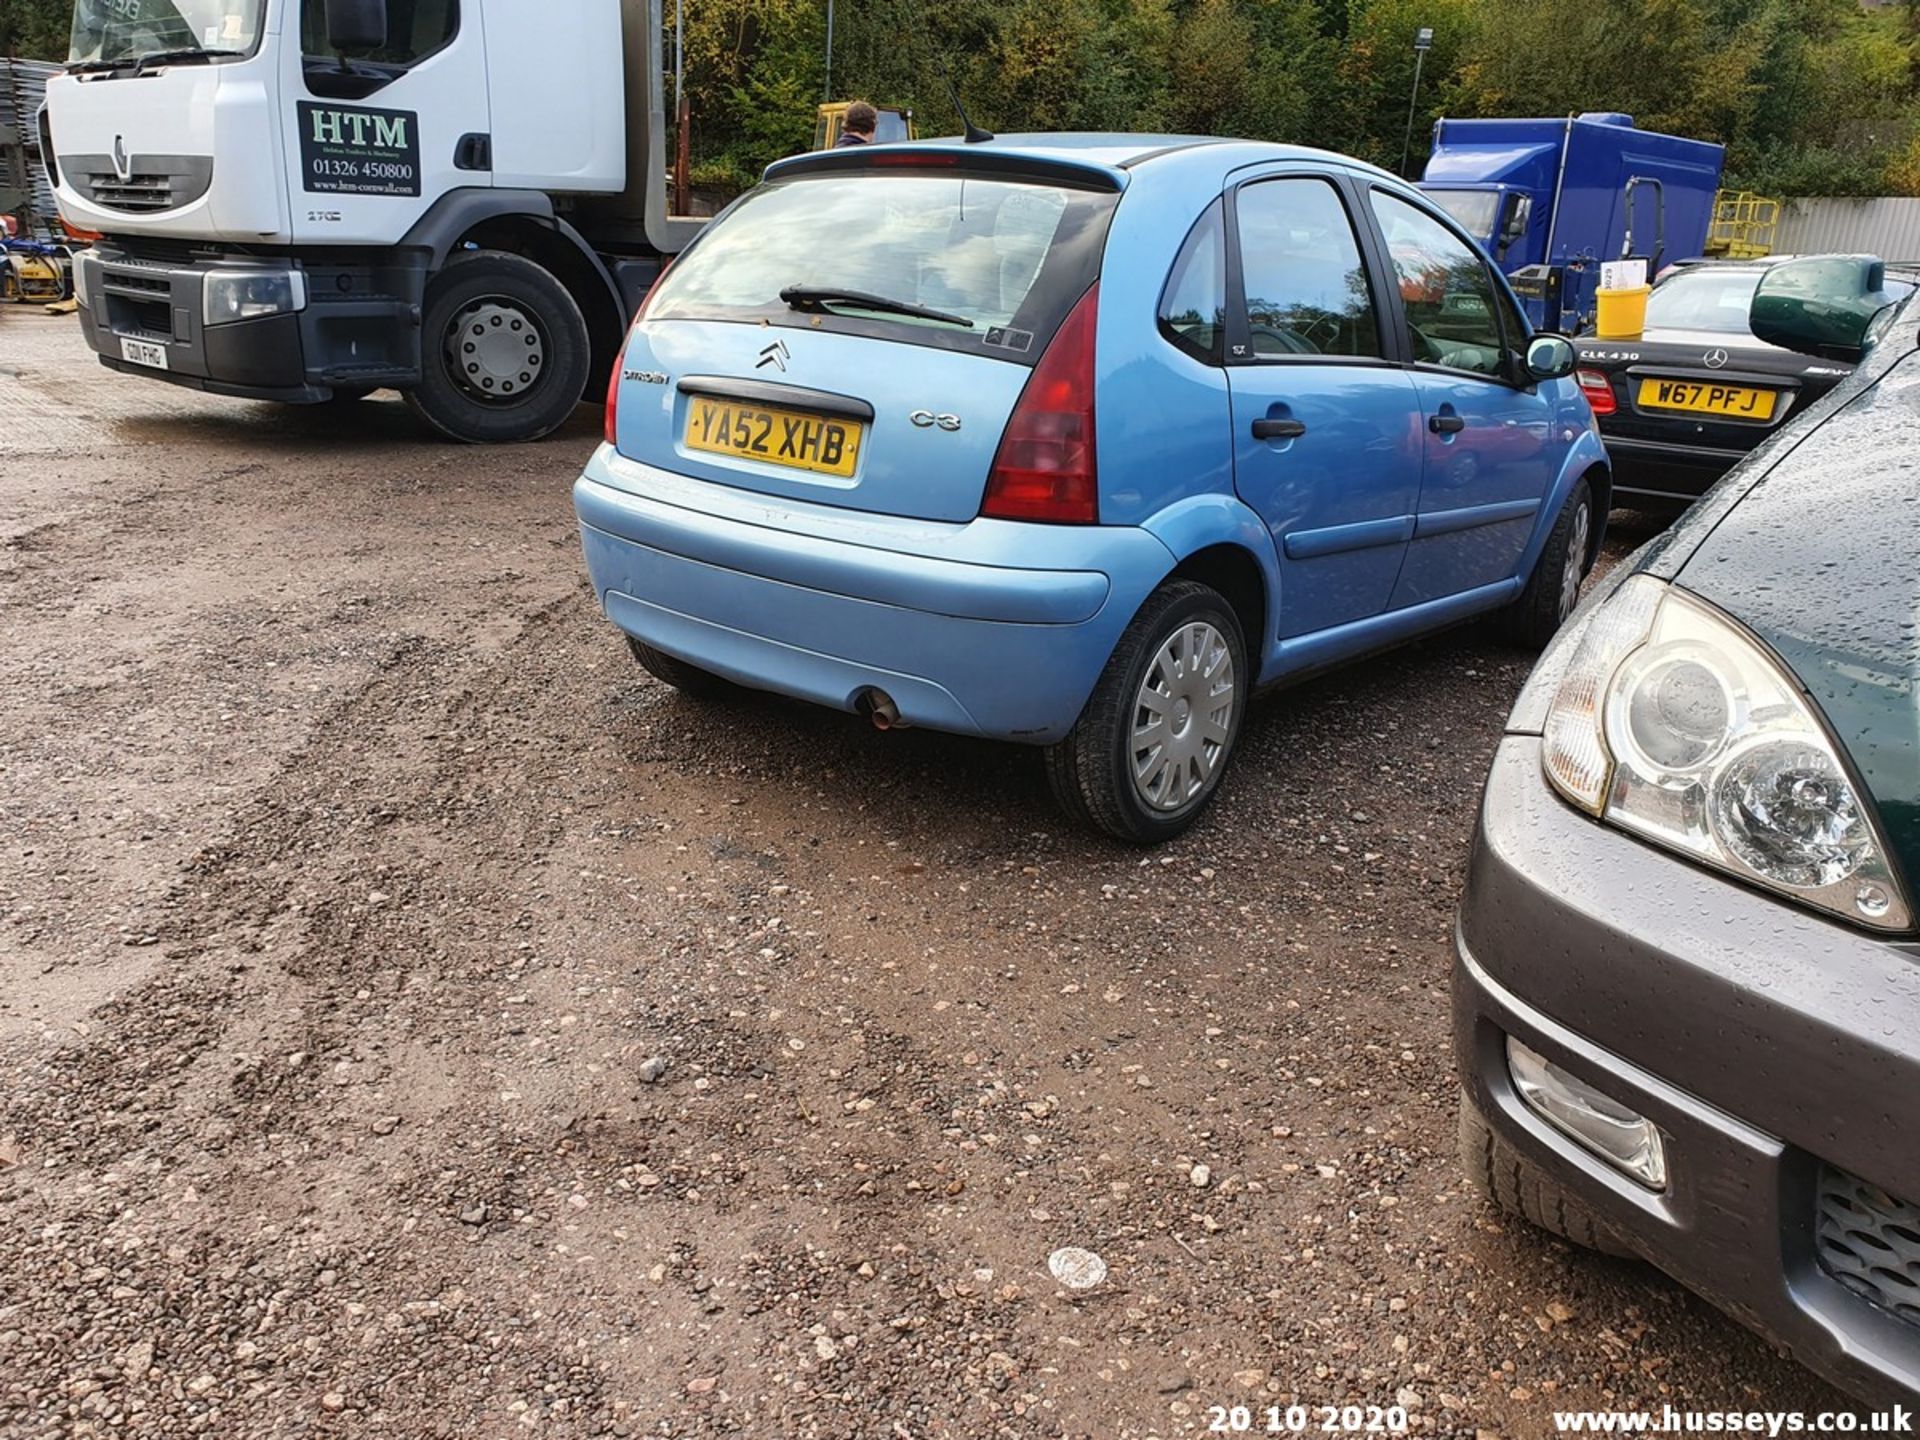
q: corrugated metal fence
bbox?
[1773,197,1920,263]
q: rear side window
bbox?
[1368,190,1507,378]
[1159,200,1226,364]
[1234,178,1382,359]
[647,172,1117,362]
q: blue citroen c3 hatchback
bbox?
[574,135,1609,841]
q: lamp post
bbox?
[825,0,835,101]
[1400,26,1434,179]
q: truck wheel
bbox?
[405,250,591,444]
[1044,580,1246,844]
[627,637,738,700]
[1458,1090,1635,1257]
[1501,478,1594,649]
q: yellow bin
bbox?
[1593,284,1651,339]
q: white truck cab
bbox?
[47,0,698,441]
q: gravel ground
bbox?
[0,308,1862,1438]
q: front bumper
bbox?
[574,448,1179,743]
[1455,737,1920,1403]
[75,245,424,402]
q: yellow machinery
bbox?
[1706,190,1780,259]
[813,102,916,150]
[0,239,71,304]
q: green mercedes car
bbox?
[1454,257,1920,1401]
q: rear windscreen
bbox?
[647,171,1117,361]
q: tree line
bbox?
[7,0,1920,197]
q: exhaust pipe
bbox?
[859,689,905,731]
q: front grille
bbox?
[85,173,178,212]
[1816,1166,1920,1325]
[103,270,170,296]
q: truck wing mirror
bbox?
[325,0,388,52]
[1500,193,1531,246]
[1751,255,1899,364]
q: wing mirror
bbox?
[1499,192,1532,248]
[1525,334,1576,382]
[324,0,387,52]
[1750,255,1901,364]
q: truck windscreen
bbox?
[1423,189,1500,242]
[69,0,264,66]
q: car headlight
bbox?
[203,269,307,327]
[1543,574,1910,931]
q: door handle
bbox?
[1428,413,1466,434]
[1252,418,1307,440]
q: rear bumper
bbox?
[75,245,423,403]
[574,448,1178,742]
[1454,737,1920,1403]
[1599,434,1750,503]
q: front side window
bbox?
[70,0,265,65]
[301,0,459,66]
[1369,190,1508,379]
[647,171,1117,361]
[1234,178,1382,360]
[1158,200,1226,364]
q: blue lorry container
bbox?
[1420,112,1724,333]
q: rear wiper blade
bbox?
[779,285,974,329]
[133,48,245,74]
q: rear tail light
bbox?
[982,284,1100,524]
[605,258,676,447]
[1576,367,1616,416]
[604,340,625,446]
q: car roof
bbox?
[765,132,1403,190]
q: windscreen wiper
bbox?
[779,285,974,329]
[133,47,245,75]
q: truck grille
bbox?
[85,173,180,212]
[1816,1166,1920,1326]
[64,154,213,214]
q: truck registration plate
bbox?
[683,395,862,478]
[119,338,169,371]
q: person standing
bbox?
[834,101,879,147]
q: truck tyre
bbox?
[627,637,737,700]
[1044,580,1246,844]
[406,250,592,444]
[1458,1090,1634,1257]
[1502,477,1594,649]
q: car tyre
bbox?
[1502,477,1595,649]
[1044,580,1247,844]
[627,637,738,700]
[1458,1090,1635,1257]
[405,250,591,444]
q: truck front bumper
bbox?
[75,245,424,403]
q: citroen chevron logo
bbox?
[756,340,790,372]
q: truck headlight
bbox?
[203,269,307,327]
[1543,575,1910,931]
